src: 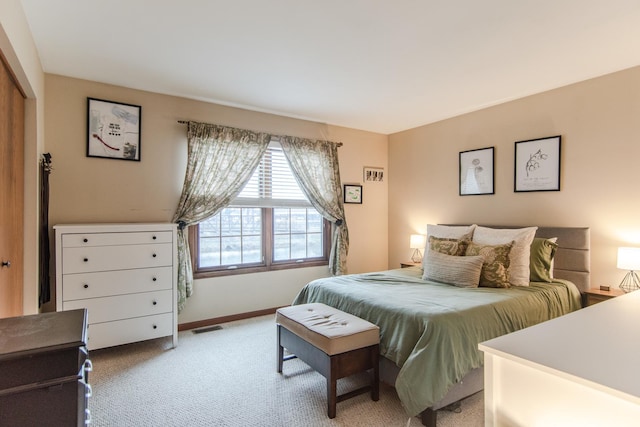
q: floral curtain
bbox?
[172,122,270,312]
[279,137,348,275]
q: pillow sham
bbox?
[530,237,558,282]
[465,241,513,288]
[423,250,483,288]
[426,224,476,241]
[428,235,469,256]
[472,226,537,287]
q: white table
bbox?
[479,291,640,426]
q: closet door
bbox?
[0,52,25,318]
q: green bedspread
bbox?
[292,267,582,416]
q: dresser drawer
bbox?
[63,290,173,324]
[86,313,174,350]
[62,243,172,274]
[61,267,172,301]
[62,231,173,248]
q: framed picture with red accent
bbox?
[87,97,141,161]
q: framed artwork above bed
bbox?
[514,135,561,192]
[459,147,495,196]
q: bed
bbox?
[291,225,590,426]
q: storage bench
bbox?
[276,303,380,418]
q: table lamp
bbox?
[410,234,426,263]
[617,247,640,293]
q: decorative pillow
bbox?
[530,237,558,282]
[472,226,537,287]
[423,250,483,288]
[423,224,477,264]
[465,241,513,288]
[428,235,469,256]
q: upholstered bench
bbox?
[276,303,380,418]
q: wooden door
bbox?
[0,53,25,318]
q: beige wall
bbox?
[44,74,388,323]
[389,65,640,288]
[0,0,45,314]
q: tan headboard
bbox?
[535,226,590,294]
[441,225,591,293]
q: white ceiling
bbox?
[19,0,640,134]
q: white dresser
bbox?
[55,223,178,350]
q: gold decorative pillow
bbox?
[428,235,469,256]
[465,241,513,288]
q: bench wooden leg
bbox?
[371,345,379,401]
[277,324,284,373]
[327,360,338,419]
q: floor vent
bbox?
[192,325,223,334]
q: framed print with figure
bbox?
[343,184,363,204]
[459,147,495,196]
[87,97,141,161]
[514,135,561,192]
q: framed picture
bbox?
[363,166,384,182]
[343,184,363,204]
[514,135,561,192]
[459,147,495,195]
[87,97,141,161]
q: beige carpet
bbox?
[89,314,483,426]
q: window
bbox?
[191,142,330,277]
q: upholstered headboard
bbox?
[535,226,590,294]
[442,225,591,293]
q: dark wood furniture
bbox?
[585,287,625,306]
[0,309,90,426]
[276,303,379,418]
[400,261,421,268]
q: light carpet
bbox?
[89,314,483,426]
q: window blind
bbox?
[233,141,311,208]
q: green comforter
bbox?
[292,267,582,416]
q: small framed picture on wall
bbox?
[343,184,363,204]
[363,166,384,182]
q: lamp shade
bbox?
[410,234,426,249]
[617,247,640,271]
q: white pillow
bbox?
[426,224,477,240]
[423,250,483,288]
[472,226,537,287]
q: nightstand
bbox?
[400,262,421,268]
[584,287,625,306]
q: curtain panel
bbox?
[279,137,349,275]
[172,122,270,312]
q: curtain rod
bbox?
[177,120,342,147]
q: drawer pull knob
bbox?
[153,325,157,329]
[152,277,157,282]
[83,238,88,243]
[83,284,89,289]
[83,258,89,262]
[152,253,157,258]
[152,235,157,240]
[152,301,157,306]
